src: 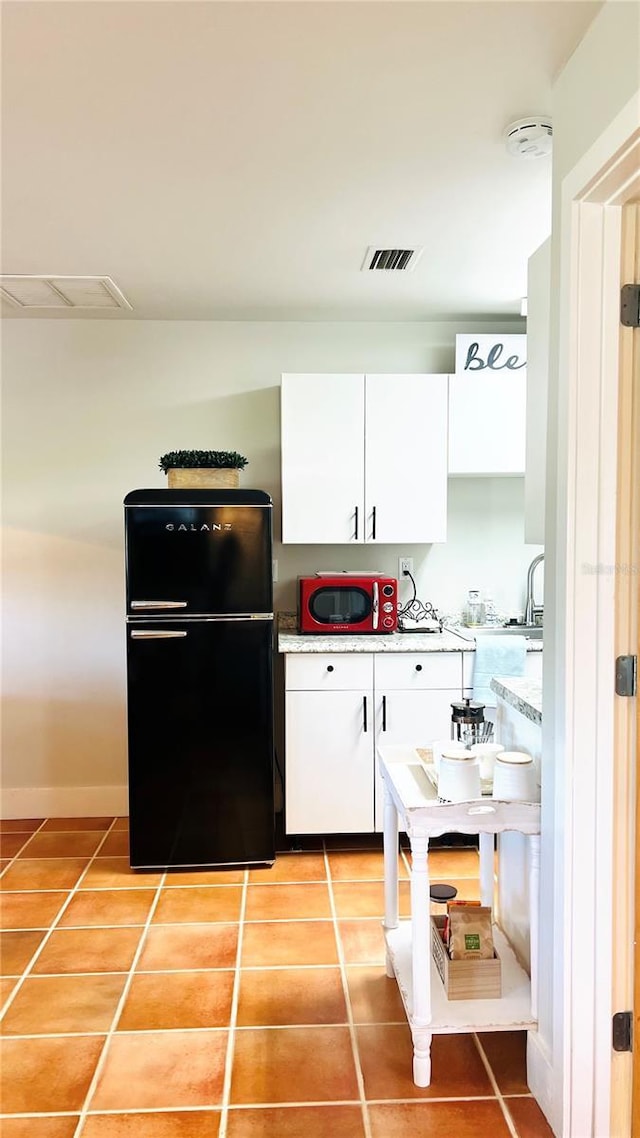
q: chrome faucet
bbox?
[524,553,544,626]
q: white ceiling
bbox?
[1,1,601,321]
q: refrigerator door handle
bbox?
[131,601,188,610]
[130,630,188,639]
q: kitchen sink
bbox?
[452,625,544,640]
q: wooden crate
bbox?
[431,915,502,1000]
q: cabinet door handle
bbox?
[327,664,334,673]
[362,695,368,733]
[371,506,377,540]
[415,664,423,672]
[382,694,387,732]
[354,506,359,541]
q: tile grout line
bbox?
[1,871,482,894]
[71,867,169,1138]
[0,1092,514,1122]
[6,963,363,981]
[472,1032,520,1138]
[323,843,373,1138]
[1,914,405,932]
[1,1019,411,1041]
[217,865,249,1138]
[0,819,50,875]
[0,819,121,1020]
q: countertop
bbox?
[278,628,476,654]
[277,614,543,655]
[490,676,543,725]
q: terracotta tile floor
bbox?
[0,818,553,1137]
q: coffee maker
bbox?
[450,698,491,746]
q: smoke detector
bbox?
[504,118,553,159]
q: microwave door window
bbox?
[310,587,371,625]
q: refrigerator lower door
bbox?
[126,618,274,869]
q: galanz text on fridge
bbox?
[165,523,233,532]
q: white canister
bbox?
[492,751,536,801]
[431,739,467,774]
[469,742,505,782]
[438,750,481,802]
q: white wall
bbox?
[1,317,538,809]
[525,237,551,546]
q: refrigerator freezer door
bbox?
[124,491,272,616]
[126,618,275,868]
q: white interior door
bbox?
[281,373,365,543]
[364,374,448,543]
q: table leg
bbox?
[382,778,399,978]
[479,833,494,907]
[412,1026,433,1086]
[409,832,432,1086]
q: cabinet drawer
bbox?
[285,653,374,691]
[374,653,463,691]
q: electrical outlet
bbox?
[272,559,278,583]
[399,557,414,580]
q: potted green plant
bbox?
[159,449,249,490]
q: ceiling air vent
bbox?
[0,275,133,310]
[361,247,424,272]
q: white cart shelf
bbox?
[377,743,541,1087]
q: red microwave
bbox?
[298,573,398,634]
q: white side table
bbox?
[378,743,541,1087]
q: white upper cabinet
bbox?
[281,373,364,544]
[365,374,448,543]
[448,335,527,476]
[281,373,448,544]
[524,239,551,543]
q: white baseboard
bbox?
[527,1030,559,1136]
[1,785,129,819]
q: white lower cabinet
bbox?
[284,651,466,835]
[373,688,461,830]
[285,689,375,833]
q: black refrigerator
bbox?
[124,488,275,870]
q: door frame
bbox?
[546,97,640,1136]
[611,201,640,1138]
